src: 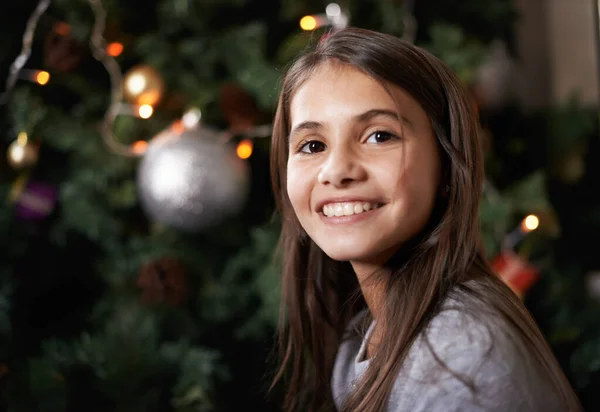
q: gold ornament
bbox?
[123,64,165,106]
[7,132,39,170]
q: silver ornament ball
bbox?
[136,126,250,232]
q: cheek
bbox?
[399,153,440,211]
[378,151,439,208]
[286,161,312,216]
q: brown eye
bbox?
[366,131,397,144]
[299,140,326,154]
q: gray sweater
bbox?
[331,291,565,411]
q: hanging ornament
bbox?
[494,214,542,298]
[136,124,250,232]
[43,22,85,73]
[14,181,58,221]
[473,39,517,110]
[123,64,165,106]
[136,257,190,306]
[219,82,263,134]
[491,250,540,298]
[7,132,39,170]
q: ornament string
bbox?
[3,0,274,158]
[87,0,272,157]
[0,0,133,156]
[87,0,138,157]
[0,0,52,105]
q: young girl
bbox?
[269,28,581,411]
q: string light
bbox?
[503,214,540,250]
[3,0,274,160]
[171,120,186,134]
[300,16,319,31]
[0,0,51,105]
[138,104,154,119]
[131,140,148,154]
[236,139,253,159]
[521,214,539,232]
[35,70,50,85]
[106,42,123,57]
[300,3,348,31]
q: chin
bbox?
[312,236,401,270]
[315,241,378,263]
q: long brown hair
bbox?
[269,27,580,412]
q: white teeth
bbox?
[322,201,380,217]
[334,204,343,216]
[343,203,354,216]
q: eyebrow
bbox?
[288,108,412,140]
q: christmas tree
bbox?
[0,0,599,410]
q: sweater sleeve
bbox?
[386,308,563,412]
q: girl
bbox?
[269,28,581,411]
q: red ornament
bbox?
[491,250,540,297]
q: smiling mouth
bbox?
[321,201,383,217]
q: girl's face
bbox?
[286,63,441,273]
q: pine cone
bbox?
[219,82,263,134]
[136,257,190,306]
[43,23,84,73]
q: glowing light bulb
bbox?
[171,120,185,133]
[236,139,253,159]
[300,15,318,31]
[106,42,124,57]
[138,104,154,119]
[35,71,50,85]
[521,214,539,232]
[126,74,146,95]
[131,140,148,154]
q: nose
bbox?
[317,145,366,187]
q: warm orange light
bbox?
[236,139,253,159]
[106,42,124,57]
[521,214,539,232]
[53,22,71,36]
[171,120,185,133]
[138,104,154,119]
[131,140,148,154]
[35,71,50,85]
[300,15,318,31]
